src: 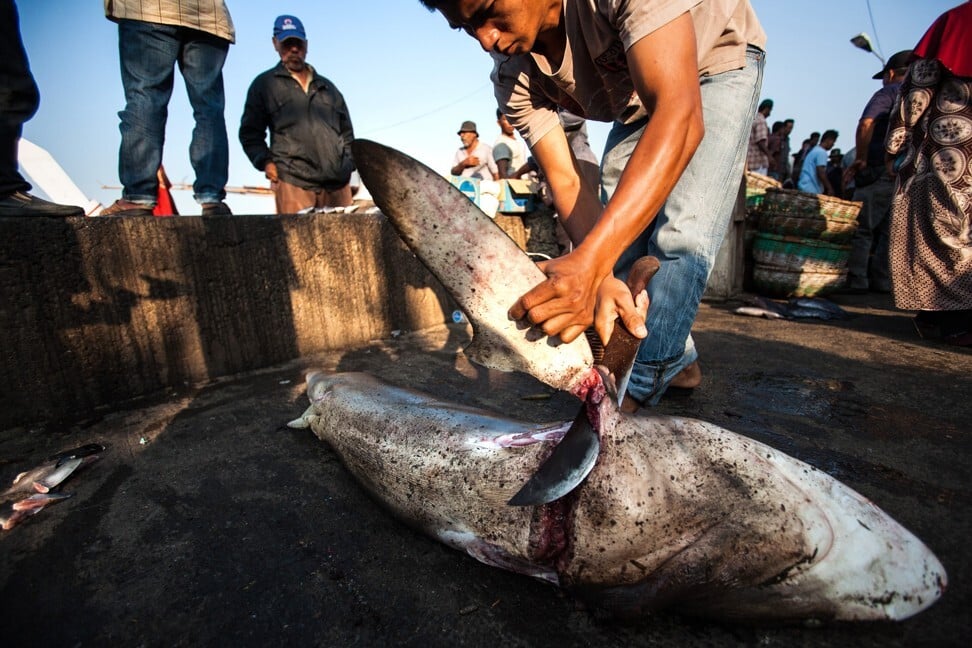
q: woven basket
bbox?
[753,263,847,297]
[752,232,851,273]
[745,171,781,210]
[757,188,861,242]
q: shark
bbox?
[288,140,946,622]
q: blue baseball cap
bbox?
[273,15,306,42]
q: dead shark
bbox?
[292,139,946,622]
[291,370,945,621]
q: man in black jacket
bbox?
[239,15,355,214]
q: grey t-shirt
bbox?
[491,0,766,146]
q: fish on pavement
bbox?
[291,370,946,622]
[1,444,104,530]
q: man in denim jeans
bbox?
[418,0,765,409]
[101,0,234,217]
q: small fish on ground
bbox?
[0,443,104,531]
[733,295,850,321]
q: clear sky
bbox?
[16,0,959,214]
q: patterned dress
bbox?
[886,57,972,311]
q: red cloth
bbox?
[914,2,972,78]
[153,184,178,217]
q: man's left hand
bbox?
[509,250,647,345]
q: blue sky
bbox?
[17,1,959,213]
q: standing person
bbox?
[451,120,498,180]
[791,131,819,186]
[747,99,773,175]
[843,50,913,293]
[418,0,766,409]
[493,109,529,179]
[886,2,972,346]
[0,0,83,217]
[101,0,234,217]
[825,148,844,198]
[240,15,356,214]
[778,118,794,184]
[797,130,838,195]
[766,121,784,180]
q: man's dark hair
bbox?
[784,118,794,126]
[418,0,443,10]
[811,131,821,138]
[822,129,839,141]
[771,121,784,133]
[758,99,773,112]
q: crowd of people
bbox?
[2,0,969,391]
[742,1,970,346]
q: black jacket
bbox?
[239,63,354,190]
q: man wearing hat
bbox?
[842,49,914,293]
[451,120,498,181]
[240,15,356,213]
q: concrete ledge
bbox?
[0,212,527,428]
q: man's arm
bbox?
[238,77,273,173]
[510,12,703,344]
[844,117,875,184]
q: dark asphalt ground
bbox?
[0,292,969,647]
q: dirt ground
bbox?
[0,291,969,647]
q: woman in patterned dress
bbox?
[886,2,972,345]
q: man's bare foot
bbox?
[670,360,702,389]
[621,393,641,414]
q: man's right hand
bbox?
[265,161,279,182]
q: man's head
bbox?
[873,49,914,85]
[783,119,794,136]
[273,15,308,72]
[820,129,838,151]
[809,131,820,147]
[496,109,515,136]
[458,120,479,148]
[829,148,842,162]
[418,0,563,56]
[758,99,773,117]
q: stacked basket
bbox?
[751,188,861,297]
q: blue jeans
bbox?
[604,46,764,405]
[116,20,229,205]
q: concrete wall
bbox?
[0,212,526,429]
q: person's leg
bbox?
[273,178,316,214]
[848,175,889,291]
[0,0,83,217]
[116,19,180,207]
[0,0,38,197]
[867,178,894,292]
[607,47,764,406]
[177,28,229,206]
[321,184,353,208]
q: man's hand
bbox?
[509,249,647,345]
[264,161,279,182]
[843,158,864,185]
[464,155,480,169]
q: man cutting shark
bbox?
[417,0,765,409]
